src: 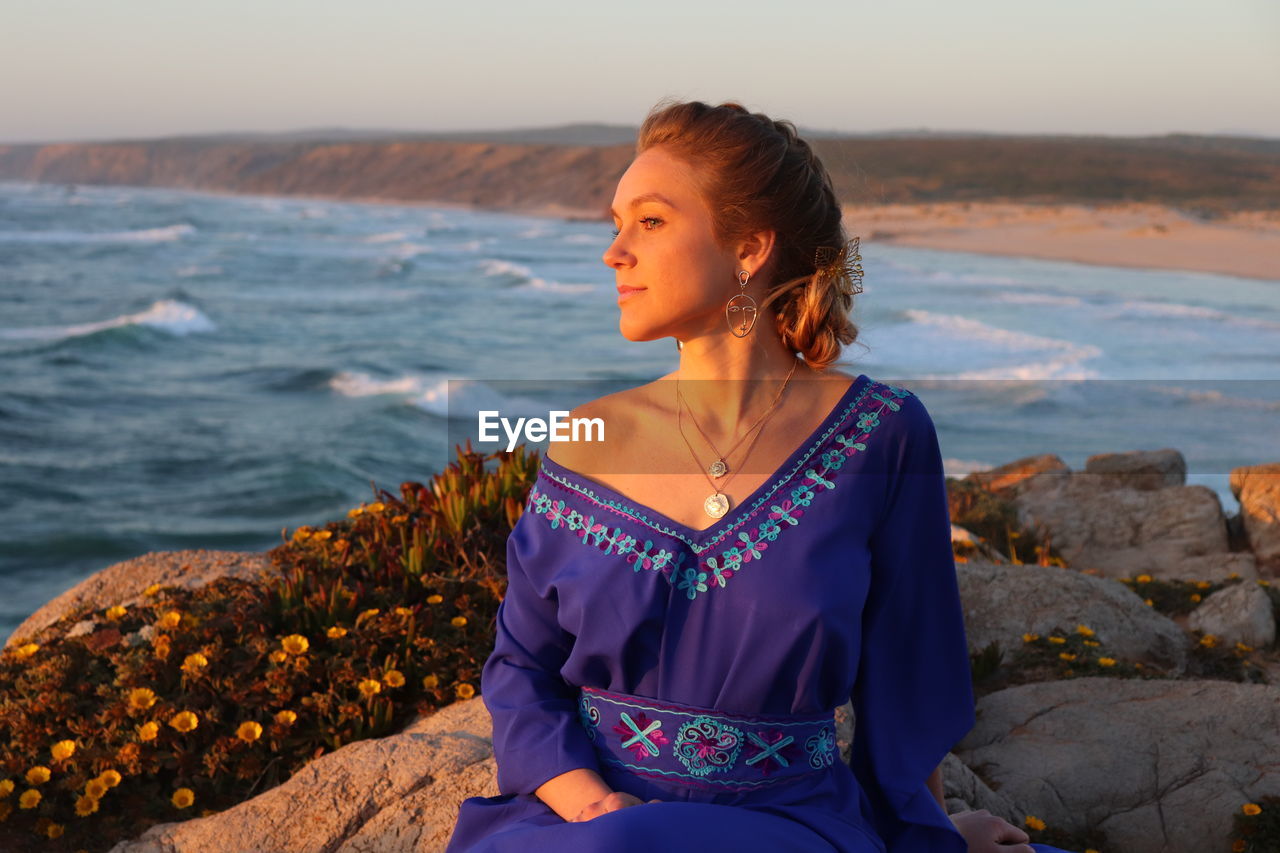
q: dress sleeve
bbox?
[848,391,975,853]
[481,505,603,797]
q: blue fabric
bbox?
[445,375,1079,853]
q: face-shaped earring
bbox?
[725,270,758,338]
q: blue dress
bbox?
[446,374,1076,853]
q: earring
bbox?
[725,270,758,338]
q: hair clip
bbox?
[813,236,864,295]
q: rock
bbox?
[1231,463,1280,572]
[109,697,498,853]
[957,558,1188,672]
[1084,448,1186,491]
[955,677,1280,853]
[1013,473,1233,581]
[1187,581,1277,649]
[4,550,281,650]
[964,453,1070,500]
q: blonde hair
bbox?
[637,99,861,370]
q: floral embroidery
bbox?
[528,380,912,600]
[804,725,837,769]
[612,711,669,760]
[673,716,744,777]
[743,730,803,777]
[578,695,600,743]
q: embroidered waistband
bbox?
[577,685,838,792]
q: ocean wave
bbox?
[0,223,197,244]
[1103,299,1280,329]
[899,309,1102,380]
[330,372,552,420]
[175,264,224,278]
[1146,384,1280,411]
[478,258,595,293]
[0,299,215,341]
[993,292,1083,307]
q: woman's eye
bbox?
[609,217,663,239]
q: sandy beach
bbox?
[840,201,1280,282]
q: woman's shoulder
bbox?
[543,383,663,471]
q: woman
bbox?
[445,100,1078,853]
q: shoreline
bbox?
[14,179,1280,281]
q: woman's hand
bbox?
[949,808,1035,852]
[569,791,663,822]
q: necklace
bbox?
[676,358,799,478]
[675,359,801,519]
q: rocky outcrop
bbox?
[3,549,281,650]
[954,677,1280,853]
[1232,463,1280,571]
[956,558,1189,672]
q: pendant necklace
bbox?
[676,357,799,479]
[675,359,801,519]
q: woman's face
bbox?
[603,146,740,343]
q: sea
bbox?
[2,180,1277,641]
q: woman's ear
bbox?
[737,228,777,280]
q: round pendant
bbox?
[709,459,728,478]
[704,492,730,519]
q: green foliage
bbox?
[0,442,536,851]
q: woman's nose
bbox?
[602,236,630,268]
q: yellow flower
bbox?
[292,526,313,541]
[1229,572,1241,580]
[367,502,385,513]
[1190,593,1201,603]
[1048,636,1066,644]
[358,679,382,698]
[169,710,199,733]
[1199,634,1218,648]
[51,740,76,761]
[84,778,108,799]
[13,642,39,660]
[0,778,14,797]
[312,530,332,541]
[392,514,408,524]
[19,788,41,809]
[137,721,160,742]
[1021,633,1039,643]
[275,710,297,725]
[456,682,476,700]
[1059,652,1077,662]
[1083,639,1100,647]
[236,721,263,743]
[75,794,100,816]
[1145,598,1154,606]
[426,594,444,605]
[394,606,412,616]
[172,787,195,809]
[128,687,158,711]
[1236,641,1253,653]
[269,650,288,664]
[1135,662,1144,669]
[383,669,406,688]
[157,610,183,630]
[1242,802,1262,816]
[1259,579,1271,587]
[105,605,127,621]
[143,583,163,597]
[1097,657,1117,667]
[451,616,468,628]
[1075,624,1094,637]
[1024,815,1046,831]
[1136,574,1152,583]
[25,766,51,785]
[422,674,439,689]
[360,608,380,620]
[98,769,122,788]
[327,626,347,639]
[45,821,65,837]
[1196,581,1211,589]
[347,506,363,518]
[181,652,209,674]
[281,634,309,655]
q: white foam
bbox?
[994,292,1083,307]
[943,457,994,479]
[478,258,596,293]
[0,223,196,244]
[175,264,224,278]
[893,309,1102,380]
[364,230,412,243]
[479,259,534,279]
[0,298,215,341]
[331,372,551,420]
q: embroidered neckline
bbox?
[527,377,914,600]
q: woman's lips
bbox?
[616,286,645,302]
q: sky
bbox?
[2,0,1278,144]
